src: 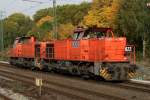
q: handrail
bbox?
[126,45,136,64]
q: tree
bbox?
[3,13,33,47]
[83,0,150,59]
[36,16,53,27]
[33,2,90,26]
[117,0,150,58]
[3,19,19,47]
[83,0,120,28]
[57,23,75,39]
[32,2,90,40]
[7,13,33,36]
[33,8,52,22]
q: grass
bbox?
[0,49,9,61]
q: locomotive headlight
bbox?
[125,46,132,52]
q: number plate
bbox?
[72,41,79,48]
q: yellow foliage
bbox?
[83,0,121,29]
[42,23,75,40]
[58,23,75,39]
[36,16,53,27]
[42,32,53,41]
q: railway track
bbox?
[0,93,11,100]
[0,62,150,100]
[117,81,150,93]
[0,62,125,100]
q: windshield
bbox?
[18,37,30,44]
[13,39,19,48]
[73,33,79,40]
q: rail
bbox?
[0,63,125,100]
[0,61,150,100]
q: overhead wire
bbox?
[21,0,50,15]
[1,0,17,17]
[21,4,41,13]
[22,0,50,4]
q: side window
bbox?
[73,32,84,40]
[83,32,105,39]
[78,32,84,40]
[97,32,105,38]
[83,32,97,39]
[73,33,79,40]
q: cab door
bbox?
[80,40,89,60]
[69,31,84,61]
[70,40,80,60]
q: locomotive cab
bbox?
[71,27,137,80]
[9,36,36,66]
[13,36,36,46]
[72,27,85,40]
[17,36,36,44]
[73,27,114,40]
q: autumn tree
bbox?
[57,23,75,39]
[33,2,90,25]
[83,0,150,59]
[117,0,150,58]
[83,0,121,28]
[32,2,90,40]
[7,13,33,36]
[3,13,33,47]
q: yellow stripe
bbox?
[104,73,109,78]
[131,72,135,77]
[105,74,112,80]
[130,73,133,77]
[100,69,103,73]
[128,72,135,78]
[102,69,107,74]
[101,69,105,73]
[128,73,132,78]
[103,71,108,77]
[102,70,106,77]
[102,71,107,77]
[100,68,112,80]
[100,70,105,76]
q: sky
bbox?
[0,0,92,18]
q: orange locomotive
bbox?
[9,27,137,80]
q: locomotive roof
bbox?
[86,27,112,32]
[74,27,112,33]
[16,36,35,40]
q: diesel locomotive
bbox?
[9,27,137,81]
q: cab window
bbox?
[13,39,19,48]
[73,33,79,40]
[72,32,84,40]
[18,37,30,44]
